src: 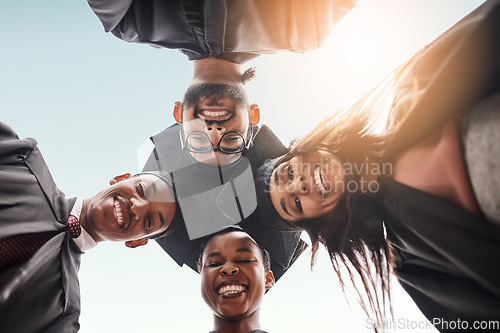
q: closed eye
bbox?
[223,134,242,142]
[238,259,254,264]
[207,262,222,268]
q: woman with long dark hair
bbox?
[254,1,500,331]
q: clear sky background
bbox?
[0,0,485,332]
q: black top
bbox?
[378,176,500,330]
[144,124,306,279]
[379,2,500,329]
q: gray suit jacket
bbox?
[0,122,82,332]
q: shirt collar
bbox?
[71,197,97,252]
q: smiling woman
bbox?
[199,229,274,332]
[255,1,499,330]
[269,151,346,223]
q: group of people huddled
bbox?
[1,0,499,332]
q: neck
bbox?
[192,55,243,85]
[79,198,102,243]
[212,310,261,333]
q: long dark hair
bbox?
[254,58,420,328]
[285,76,397,327]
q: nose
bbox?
[220,264,239,276]
[130,197,149,221]
[286,176,308,195]
[205,124,226,146]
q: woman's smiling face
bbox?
[200,231,274,321]
[269,151,345,223]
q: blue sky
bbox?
[0,0,485,332]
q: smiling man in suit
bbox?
[0,121,176,332]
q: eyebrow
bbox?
[205,247,253,259]
[280,198,292,217]
[236,247,253,254]
[150,180,165,230]
[274,169,280,184]
[206,252,221,259]
[159,213,165,229]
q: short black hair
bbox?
[196,228,271,272]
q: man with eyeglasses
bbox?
[174,82,259,167]
[139,64,292,241]
[88,0,358,168]
[141,90,285,241]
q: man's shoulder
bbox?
[0,122,38,161]
[245,124,288,172]
[143,123,188,173]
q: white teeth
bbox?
[113,199,123,226]
[314,166,327,197]
[218,284,245,295]
[200,110,228,118]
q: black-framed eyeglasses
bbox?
[180,127,253,154]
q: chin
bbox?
[193,154,240,166]
[218,311,247,322]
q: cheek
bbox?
[200,273,216,307]
[232,114,250,132]
[182,123,195,134]
[247,273,267,303]
[249,268,266,288]
[182,120,204,135]
[304,196,322,210]
[88,197,107,223]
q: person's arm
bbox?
[384,0,500,158]
[0,122,37,166]
[87,0,134,33]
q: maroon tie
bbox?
[0,215,80,272]
[67,215,81,238]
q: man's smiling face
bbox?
[84,174,175,243]
[180,83,251,166]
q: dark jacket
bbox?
[88,0,357,63]
[381,1,500,330]
[0,122,81,332]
